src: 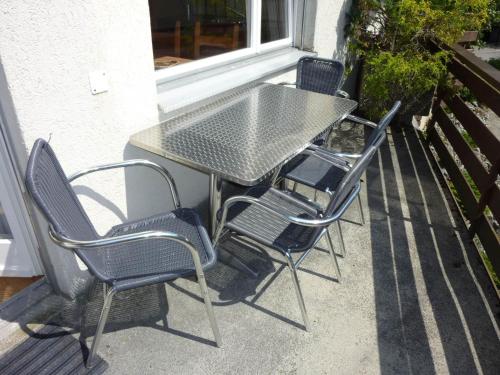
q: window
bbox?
[149,0,292,75]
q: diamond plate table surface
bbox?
[130,83,357,186]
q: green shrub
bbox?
[488,58,500,70]
[347,0,491,118]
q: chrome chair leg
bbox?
[357,194,365,225]
[335,221,346,257]
[86,285,116,368]
[196,271,223,347]
[284,252,311,331]
[326,230,341,282]
[159,284,169,330]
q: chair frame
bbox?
[212,182,361,330]
[288,102,402,235]
[43,159,221,368]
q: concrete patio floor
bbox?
[1,125,499,374]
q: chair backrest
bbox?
[296,57,344,96]
[365,101,401,150]
[25,139,98,242]
[325,145,378,218]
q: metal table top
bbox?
[130,83,357,185]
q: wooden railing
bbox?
[428,42,500,280]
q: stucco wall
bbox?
[0,0,351,297]
[0,0,160,229]
[268,0,352,85]
[0,0,163,296]
[313,0,352,60]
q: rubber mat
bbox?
[0,324,108,374]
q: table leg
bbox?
[209,173,222,237]
[209,173,259,278]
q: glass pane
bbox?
[261,0,288,43]
[149,0,249,70]
[0,202,12,238]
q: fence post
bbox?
[468,158,500,236]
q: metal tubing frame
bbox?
[284,251,311,331]
[306,114,378,160]
[213,183,361,247]
[86,284,116,368]
[49,228,222,367]
[306,229,341,281]
[209,173,222,237]
[68,159,181,209]
[325,229,341,281]
[334,221,346,257]
[303,148,365,227]
[211,185,360,331]
[356,194,365,225]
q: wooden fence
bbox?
[427,42,500,278]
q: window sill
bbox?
[156,47,315,115]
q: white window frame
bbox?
[154,0,294,83]
[0,116,42,277]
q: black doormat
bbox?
[0,324,108,374]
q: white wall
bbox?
[0,0,162,296]
[268,0,352,85]
[0,0,159,233]
[313,0,352,60]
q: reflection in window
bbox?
[261,0,288,43]
[149,0,249,69]
[0,202,11,239]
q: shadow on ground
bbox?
[366,125,500,374]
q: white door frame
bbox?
[0,109,43,277]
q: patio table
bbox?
[130,83,357,237]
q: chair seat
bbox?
[281,153,347,193]
[86,208,216,291]
[219,186,323,253]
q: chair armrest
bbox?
[277,82,297,87]
[303,146,352,170]
[214,183,361,244]
[68,159,181,209]
[325,151,363,159]
[336,90,350,99]
[49,226,206,274]
[345,114,377,128]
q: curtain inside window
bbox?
[261,0,288,43]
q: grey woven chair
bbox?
[213,145,379,331]
[279,56,348,146]
[309,101,402,164]
[281,101,402,254]
[25,139,221,368]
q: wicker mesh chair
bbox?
[25,139,221,368]
[309,101,402,162]
[296,57,346,97]
[279,56,348,146]
[213,145,379,331]
[281,102,401,255]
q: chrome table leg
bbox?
[209,173,222,238]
